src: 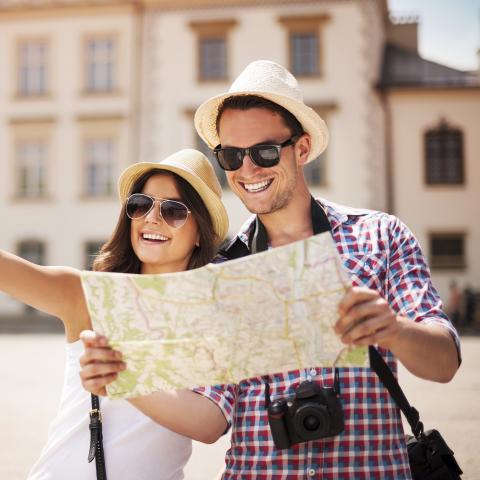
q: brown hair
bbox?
[93,169,217,273]
[216,95,304,137]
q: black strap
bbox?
[222,197,425,438]
[369,346,424,437]
[88,394,107,480]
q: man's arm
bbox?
[334,215,460,383]
[79,331,228,444]
[335,287,459,382]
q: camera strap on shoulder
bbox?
[88,393,107,480]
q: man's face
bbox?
[217,107,303,215]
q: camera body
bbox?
[267,380,344,449]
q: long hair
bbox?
[93,169,217,273]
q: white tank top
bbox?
[28,340,192,480]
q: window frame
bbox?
[189,20,237,83]
[82,33,119,95]
[15,37,50,98]
[429,232,467,270]
[424,120,465,186]
[278,15,330,79]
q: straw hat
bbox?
[118,149,229,243]
[194,60,329,163]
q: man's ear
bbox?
[295,133,311,166]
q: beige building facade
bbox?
[0,0,478,313]
[0,0,140,313]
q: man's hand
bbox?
[79,330,126,396]
[334,286,402,349]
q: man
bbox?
[80,60,460,478]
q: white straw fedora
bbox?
[118,149,229,244]
[194,60,329,163]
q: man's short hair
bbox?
[216,95,304,138]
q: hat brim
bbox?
[194,91,329,163]
[118,162,229,245]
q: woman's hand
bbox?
[79,330,126,396]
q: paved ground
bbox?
[0,329,478,479]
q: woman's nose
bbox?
[145,200,163,223]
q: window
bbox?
[17,240,46,265]
[302,105,334,187]
[195,131,228,189]
[17,240,46,313]
[425,121,464,185]
[199,37,227,81]
[291,32,319,77]
[85,37,116,93]
[16,140,47,198]
[279,15,329,78]
[18,40,48,96]
[303,152,326,186]
[85,138,115,197]
[189,20,237,82]
[84,240,105,270]
[430,233,466,269]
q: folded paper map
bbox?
[81,232,367,399]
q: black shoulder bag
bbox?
[221,198,463,479]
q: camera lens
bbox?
[294,404,331,440]
[303,415,320,431]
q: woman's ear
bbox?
[195,232,200,248]
[295,133,311,166]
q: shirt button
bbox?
[309,368,317,376]
[308,468,316,477]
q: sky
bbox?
[388,0,480,71]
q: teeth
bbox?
[142,233,168,241]
[243,180,271,192]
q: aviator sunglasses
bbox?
[125,193,191,229]
[213,134,301,171]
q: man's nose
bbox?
[239,151,260,175]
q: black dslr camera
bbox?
[267,380,344,449]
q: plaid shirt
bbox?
[195,199,460,479]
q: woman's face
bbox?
[130,173,200,274]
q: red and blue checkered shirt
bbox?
[195,199,461,479]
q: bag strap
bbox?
[369,346,424,438]
[88,394,108,480]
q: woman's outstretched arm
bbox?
[0,250,90,340]
[79,331,228,444]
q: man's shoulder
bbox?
[319,198,396,227]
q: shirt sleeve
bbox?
[192,383,237,429]
[386,215,461,363]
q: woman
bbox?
[0,149,229,479]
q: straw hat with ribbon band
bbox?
[118,149,229,244]
[194,60,329,164]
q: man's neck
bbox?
[258,192,313,248]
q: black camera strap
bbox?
[223,196,425,438]
[88,393,107,480]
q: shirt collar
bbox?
[233,197,372,248]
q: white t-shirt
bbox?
[28,341,192,480]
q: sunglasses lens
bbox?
[252,146,281,167]
[160,200,189,228]
[126,194,153,219]
[215,148,242,171]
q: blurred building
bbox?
[0,0,141,313]
[0,0,478,314]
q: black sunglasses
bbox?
[213,134,301,171]
[125,193,191,229]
